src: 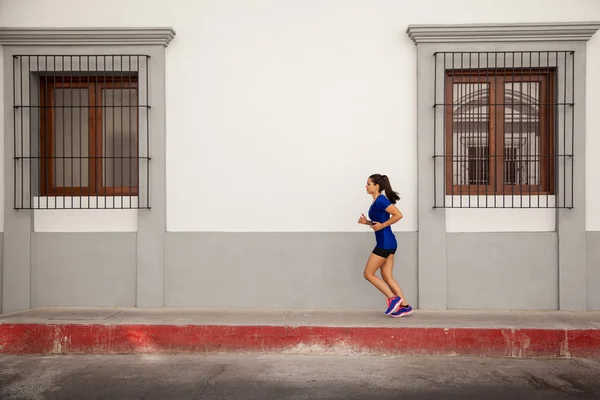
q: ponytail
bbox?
[370,174,400,204]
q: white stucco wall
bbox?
[0,0,599,232]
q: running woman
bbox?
[358,174,413,318]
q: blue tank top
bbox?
[368,195,397,250]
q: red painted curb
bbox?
[0,324,598,357]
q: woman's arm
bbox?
[384,205,403,227]
[372,205,403,231]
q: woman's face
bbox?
[366,178,378,195]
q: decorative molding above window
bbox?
[0,27,175,46]
[407,22,600,44]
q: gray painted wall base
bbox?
[447,233,558,310]
[0,230,596,310]
[2,213,31,313]
[165,232,418,309]
[31,233,136,307]
[587,231,600,310]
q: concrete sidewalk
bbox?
[0,307,599,357]
[1,307,600,328]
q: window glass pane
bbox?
[504,81,540,185]
[467,145,489,185]
[452,82,489,186]
[102,88,138,188]
[54,88,89,187]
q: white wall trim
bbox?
[407,22,600,43]
[34,210,138,232]
[0,27,175,46]
[32,197,139,232]
[446,209,556,233]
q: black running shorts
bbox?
[372,247,396,259]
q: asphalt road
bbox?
[0,354,599,399]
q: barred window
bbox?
[434,52,573,208]
[13,55,150,209]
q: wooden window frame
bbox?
[39,76,139,196]
[444,69,555,196]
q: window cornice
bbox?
[407,22,600,44]
[0,27,175,47]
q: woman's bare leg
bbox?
[363,253,395,298]
[381,254,408,305]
